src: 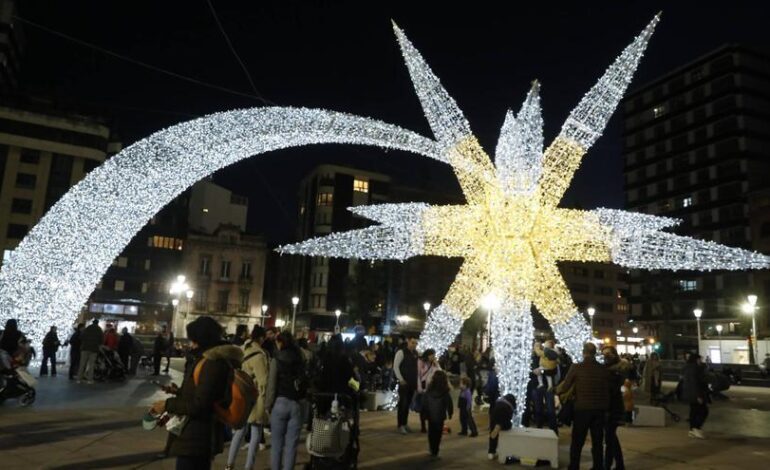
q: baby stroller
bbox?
[0,350,36,406]
[650,389,681,422]
[94,346,126,382]
[305,392,359,470]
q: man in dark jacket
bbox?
[153,326,172,376]
[556,342,610,470]
[40,326,60,376]
[78,319,103,383]
[602,346,627,470]
[393,335,418,434]
[151,316,238,470]
[67,323,84,380]
[682,353,709,439]
[266,331,306,470]
[117,327,133,372]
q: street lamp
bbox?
[587,307,596,334]
[693,308,702,357]
[423,302,431,315]
[334,309,342,334]
[169,275,191,338]
[716,324,723,364]
[291,296,300,335]
[742,294,758,364]
[632,326,639,335]
[261,304,268,327]
[481,294,500,351]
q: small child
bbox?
[457,376,478,437]
[423,370,453,458]
[534,340,559,390]
[622,377,634,424]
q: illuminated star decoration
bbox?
[280,15,770,423]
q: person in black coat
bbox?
[423,370,453,458]
[602,346,627,470]
[40,326,61,376]
[682,353,710,439]
[150,316,239,470]
[118,327,134,372]
[66,323,84,380]
[0,318,22,356]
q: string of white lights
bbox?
[491,299,534,426]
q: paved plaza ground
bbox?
[1,362,770,469]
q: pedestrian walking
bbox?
[130,334,144,376]
[78,319,103,383]
[682,353,709,439]
[153,326,172,376]
[457,376,478,437]
[393,334,418,434]
[66,323,84,380]
[642,352,661,403]
[118,327,133,371]
[423,370,453,458]
[226,326,270,470]
[266,331,307,470]
[602,346,628,470]
[40,326,61,376]
[417,348,441,433]
[150,316,239,470]
[487,394,515,461]
[556,342,610,470]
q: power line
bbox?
[13,15,267,103]
[205,0,274,105]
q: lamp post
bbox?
[334,309,342,334]
[587,307,596,335]
[716,324,723,364]
[742,294,758,364]
[693,308,702,357]
[261,304,268,327]
[291,296,300,335]
[169,275,191,338]
[423,302,431,316]
[481,294,500,352]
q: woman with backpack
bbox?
[226,326,269,470]
[150,316,242,470]
[266,331,306,470]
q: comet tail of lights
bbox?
[1,16,769,427]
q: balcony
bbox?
[191,302,253,316]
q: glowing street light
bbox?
[693,308,703,356]
[291,296,300,335]
[334,309,342,334]
[481,294,500,350]
[423,301,431,315]
[169,275,192,338]
[716,324,723,363]
[632,326,639,335]
[742,294,758,364]
[587,307,596,333]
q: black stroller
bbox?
[650,388,681,422]
[0,350,36,406]
[305,392,360,470]
[94,346,126,382]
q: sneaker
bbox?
[399,426,408,435]
[690,428,705,439]
[487,453,498,461]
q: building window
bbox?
[113,256,128,267]
[681,196,693,208]
[679,280,697,291]
[19,149,40,164]
[652,104,667,118]
[114,280,125,291]
[317,193,333,206]
[220,260,231,279]
[217,290,229,311]
[15,173,37,189]
[353,179,369,193]
[199,256,210,275]
[144,259,151,270]
[616,303,629,313]
[6,224,28,239]
[240,262,252,279]
[595,286,614,297]
[141,282,148,293]
[593,270,605,279]
[148,236,184,250]
[239,290,250,312]
[11,198,32,214]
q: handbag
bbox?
[309,417,347,456]
[410,391,423,412]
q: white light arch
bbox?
[0,107,443,346]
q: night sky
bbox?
[16,1,770,243]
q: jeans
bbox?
[689,401,709,429]
[40,351,57,376]
[78,350,98,381]
[533,387,558,432]
[227,423,263,469]
[459,406,477,435]
[604,421,624,470]
[175,455,211,470]
[569,409,605,470]
[427,420,443,455]
[271,397,301,470]
[397,383,415,427]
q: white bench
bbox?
[497,427,558,468]
[633,405,667,426]
[361,390,394,411]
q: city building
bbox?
[0,0,23,94]
[0,98,121,265]
[622,45,770,358]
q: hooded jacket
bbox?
[80,323,103,353]
[164,343,243,458]
[423,387,453,424]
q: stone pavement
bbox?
[1,369,770,469]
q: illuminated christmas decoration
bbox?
[1,16,768,420]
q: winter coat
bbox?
[318,354,355,395]
[118,333,133,356]
[42,331,60,354]
[556,357,610,411]
[605,359,630,424]
[104,329,119,350]
[423,388,453,424]
[80,324,104,353]
[681,362,708,404]
[642,359,661,393]
[164,344,243,458]
[266,345,306,409]
[0,328,22,356]
[242,340,269,425]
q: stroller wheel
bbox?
[20,389,35,407]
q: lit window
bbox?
[653,104,667,118]
[317,193,333,206]
[682,196,693,208]
[202,208,209,213]
[114,256,128,268]
[144,259,151,270]
[679,280,697,291]
[114,280,125,291]
[353,179,369,193]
